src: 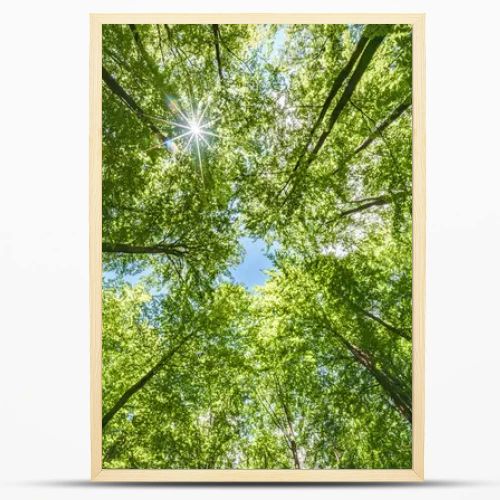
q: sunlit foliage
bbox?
[102,23,413,469]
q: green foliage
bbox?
[102,23,413,469]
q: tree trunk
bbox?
[281,36,386,204]
[338,190,408,218]
[274,377,302,468]
[102,65,166,141]
[288,36,369,180]
[337,331,411,422]
[350,302,411,341]
[290,439,301,469]
[128,24,158,76]
[308,37,386,164]
[339,195,390,217]
[102,333,195,429]
[102,241,187,257]
[211,24,224,82]
[354,97,412,155]
[320,312,412,423]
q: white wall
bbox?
[1,0,499,498]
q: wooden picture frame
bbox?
[90,13,425,482]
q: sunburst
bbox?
[164,98,221,177]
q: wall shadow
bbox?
[17,479,496,489]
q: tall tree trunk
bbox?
[340,336,412,422]
[211,24,224,82]
[102,241,188,257]
[288,36,369,180]
[281,36,386,204]
[283,401,301,469]
[348,301,411,341]
[320,312,412,423]
[307,36,386,166]
[353,97,412,155]
[289,439,301,469]
[274,376,302,468]
[128,24,158,76]
[102,333,196,429]
[102,65,166,141]
[337,190,408,218]
[339,195,390,217]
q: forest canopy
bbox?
[101,23,413,469]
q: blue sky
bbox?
[270,26,286,60]
[230,237,274,290]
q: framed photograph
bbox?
[90,13,425,482]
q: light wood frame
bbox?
[90,13,425,482]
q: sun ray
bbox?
[169,99,191,124]
[201,130,221,138]
[197,102,209,125]
[175,97,193,122]
[195,136,203,179]
[170,130,193,141]
[176,109,191,124]
[185,134,195,150]
[188,97,196,123]
[198,134,211,148]
[200,117,221,129]
[171,121,193,130]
